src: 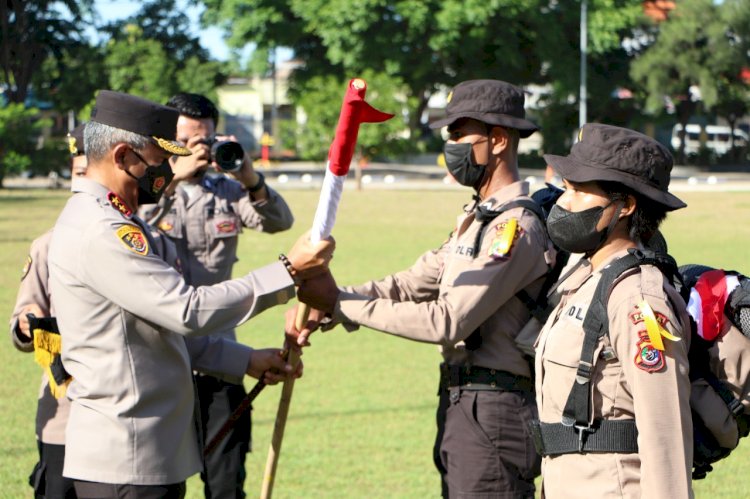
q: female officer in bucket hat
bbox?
[533,124,693,498]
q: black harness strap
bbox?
[557,249,679,451]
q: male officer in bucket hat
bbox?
[47,90,333,498]
[533,123,692,498]
[291,79,554,498]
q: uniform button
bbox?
[467,382,472,387]
[490,369,496,375]
[491,381,497,388]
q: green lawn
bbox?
[1,186,748,498]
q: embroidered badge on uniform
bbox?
[158,220,174,232]
[216,220,237,234]
[629,309,670,328]
[634,330,665,373]
[107,192,133,218]
[152,176,166,193]
[488,218,523,260]
[21,255,32,281]
[116,225,149,255]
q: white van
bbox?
[671,124,748,155]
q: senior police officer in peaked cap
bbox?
[532,123,692,498]
[290,79,556,498]
[47,90,333,498]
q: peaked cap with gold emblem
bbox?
[90,90,191,156]
[67,123,87,157]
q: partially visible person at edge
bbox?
[531,123,692,498]
[9,124,88,499]
[289,79,556,498]
[138,92,294,499]
[47,90,333,499]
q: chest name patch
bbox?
[116,225,149,256]
[216,220,237,234]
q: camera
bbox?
[201,136,245,172]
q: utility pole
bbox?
[579,0,588,130]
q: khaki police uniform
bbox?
[334,181,554,497]
[48,178,295,485]
[139,174,293,497]
[534,250,693,499]
[10,229,76,497]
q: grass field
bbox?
[1,186,749,498]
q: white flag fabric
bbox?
[310,164,345,244]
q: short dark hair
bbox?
[599,180,668,244]
[166,93,219,127]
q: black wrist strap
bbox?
[248,171,266,193]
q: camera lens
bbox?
[211,141,244,172]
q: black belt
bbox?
[528,419,639,456]
[439,363,533,393]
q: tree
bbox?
[202,0,550,155]
[0,104,53,187]
[630,0,736,163]
[0,0,94,104]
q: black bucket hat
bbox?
[429,79,539,138]
[544,123,686,210]
[90,90,191,156]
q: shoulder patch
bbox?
[488,218,523,260]
[116,225,149,255]
[634,330,665,373]
[21,255,32,281]
[636,300,680,351]
[107,192,133,218]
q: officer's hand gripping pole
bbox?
[259,79,392,499]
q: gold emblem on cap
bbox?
[351,78,366,90]
[67,135,78,155]
[152,136,191,156]
[446,91,453,104]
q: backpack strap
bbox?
[554,249,678,450]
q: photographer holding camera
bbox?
[139,93,294,499]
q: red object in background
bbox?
[261,144,269,163]
[328,79,394,176]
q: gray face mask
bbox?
[546,201,621,254]
[443,140,487,190]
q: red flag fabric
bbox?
[328,79,394,176]
[694,269,729,341]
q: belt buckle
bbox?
[574,424,594,453]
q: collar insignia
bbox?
[107,192,133,218]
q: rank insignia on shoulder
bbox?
[116,225,149,256]
[634,330,665,373]
[107,192,133,218]
[488,218,521,259]
[21,255,32,281]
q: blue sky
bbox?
[92,0,232,61]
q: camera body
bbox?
[201,136,245,172]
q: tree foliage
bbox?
[0,0,94,104]
[630,0,747,162]
[0,104,53,187]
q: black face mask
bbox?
[443,140,488,190]
[126,149,174,205]
[546,201,621,254]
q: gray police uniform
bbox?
[48,178,295,485]
[139,174,293,497]
[334,181,554,497]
